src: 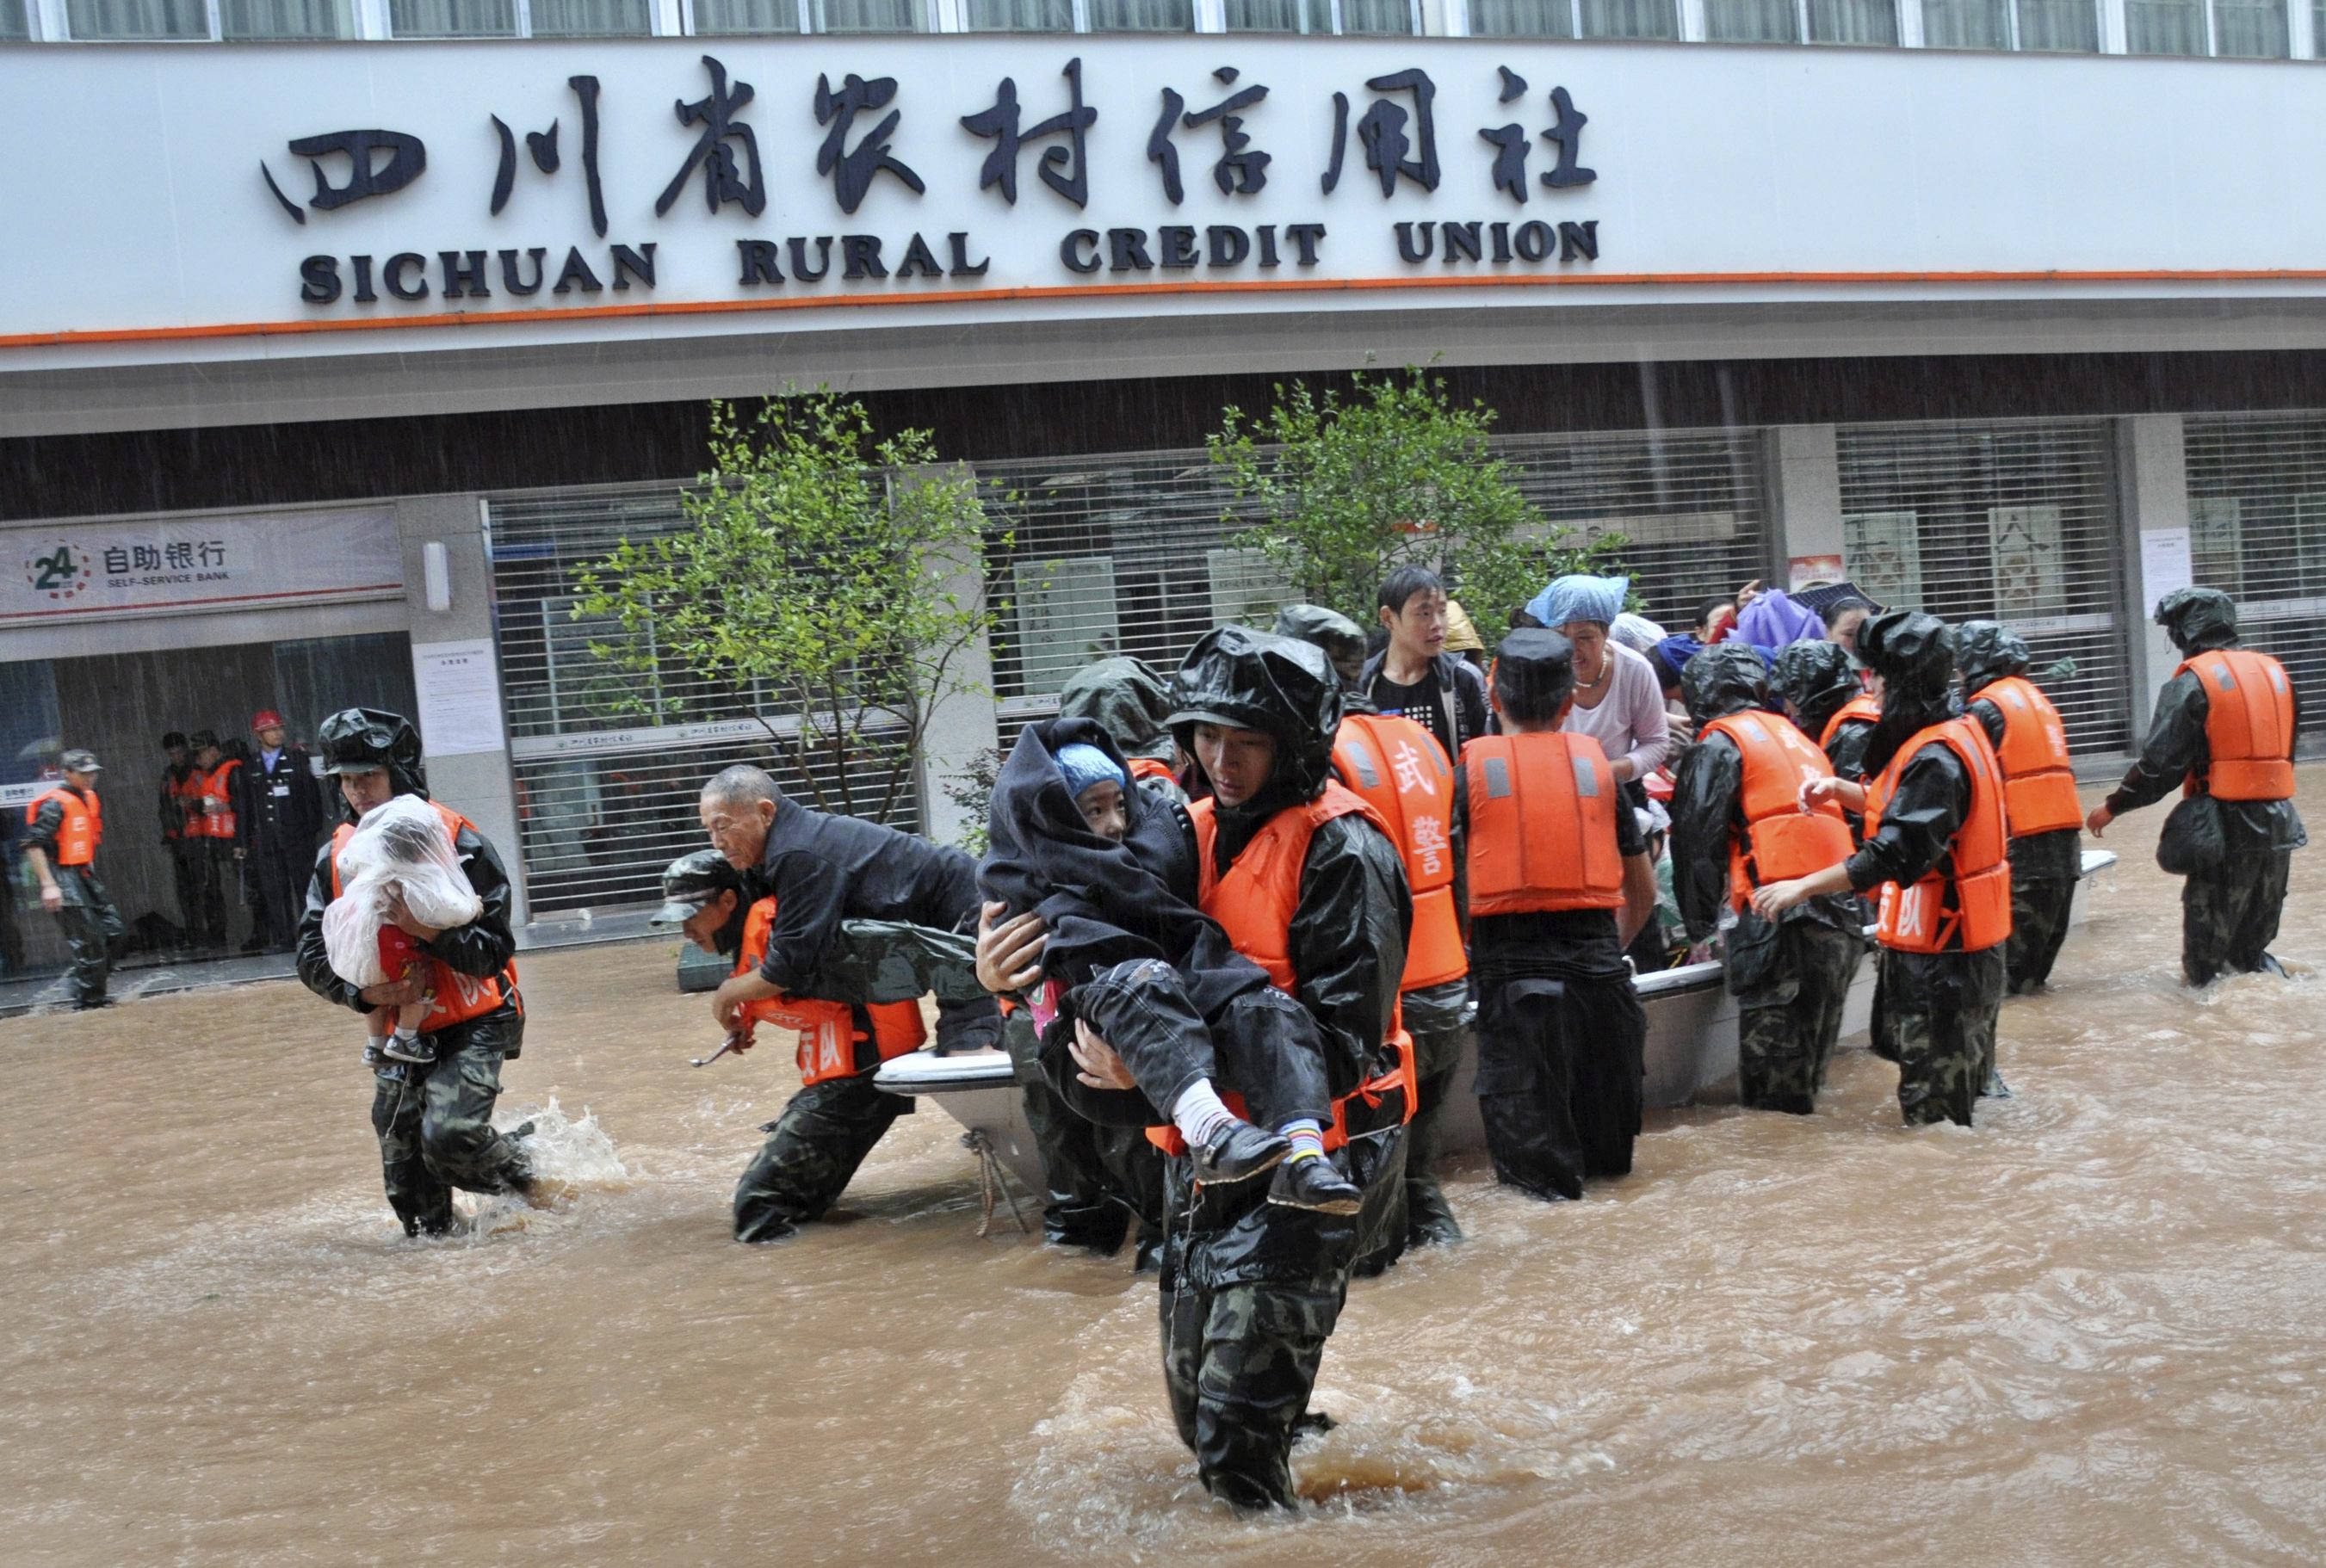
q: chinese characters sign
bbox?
[3,508,401,626]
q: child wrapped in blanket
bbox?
[320,795,484,1068]
[981,723,1363,1214]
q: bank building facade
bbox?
[0,1,2320,988]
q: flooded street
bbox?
[3,774,2322,1568]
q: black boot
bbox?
[1189,1121,1289,1185]
[1267,1156,1363,1215]
[1405,1178,1464,1248]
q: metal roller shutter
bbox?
[486,484,919,917]
[981,427,1771,706]
[2180,413,2326,738]
[1835,420,2131,756]
[1497,429,1771,633]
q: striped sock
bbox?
[1280,1119,1326,1163]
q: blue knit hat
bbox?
[1055,742,1127,802]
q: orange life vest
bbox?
[1864,717,2013,954]
[1127,756,1177,786]
[1819,694,1884,755]
[162,769,204,843]
[1463,732,1626,916]
[187,758,241,840]
[733,897,925,1087]
[1145,782,1417,1157]
[2179,649,2296,803]
[330,799,522,1034]
[1699,711,1855,912]
[1976,675,2083,836]
[1331,713,1469,991]
[27,786,101,867]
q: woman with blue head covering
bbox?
[1521,574,1672,787]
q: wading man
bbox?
[24,750,122,1010]
[700,763,1000,1244]
[1755,612,2012,1128]
[1463,631,1656,1199]
[295,708,541,1235]
[1670,644,1861,1114]
[2087,589,2305,986]
[981,628,1414,1510]
[1958,622,2086,994]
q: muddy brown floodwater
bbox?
[3,772,2323,1568]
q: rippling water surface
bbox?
[3,774,2321,1566]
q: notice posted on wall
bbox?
[412,639,507,757]
[2140,527,2194,602]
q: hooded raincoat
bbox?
[1958,620,2084,992]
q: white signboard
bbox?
[1989,504,2066,620]
[0,507,400,626]
[9,40,2326,373]
[412,638,509,757]
[2187,498,2241,596]
[1013,555,1121,694]
[2139,525,2194,604]
[1843,511,1922,614]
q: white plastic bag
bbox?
[320,794,483,989]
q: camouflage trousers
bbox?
[1160,1277,1345,1510]
[52,873,121,1007]
[1881,948,2006,1128]
[2006,877,2076,995]
[733,1071,913,1244]
[1401,1021,1469,1247]
[1737,923,1864,1115]
[369,1014,533,1236]
[1474,972,1646,1202]
[2182,853,2293,989]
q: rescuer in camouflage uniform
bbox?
[1670,645,1864,1113]
[1958,620,2085,994]
[22,750,122,1009]
[2088,589,2307,987]
[294,709,539,1235]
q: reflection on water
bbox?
[1,775,2320,1566]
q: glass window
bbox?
[2014,0,2095,45]
[2125,0,2205,49]
[1580,0,1680,38]
[2212,0,2286,52]
[812,0,924,26]
[1706,0,1801,40]
[691,0,802,28]
[964,0,1067,19]
[388,0,516,32]
[1,0,32,35]
[531,0,650,30]
[221,0,353,34]
[1920,0,2008,45]
[1807,0,1898,41]
[65,0,207,36]
[1468,0,1577,32]
[1339,0,1412,28]
[1090,0,1193,24]
[1223,0,1327,25]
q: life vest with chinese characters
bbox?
[187,758,241,840]
[331,799,522,1033]
[1331,713,1468,991]
[26,787,101,867]
[1977,675,2083,836]
[1699,712,1855,913]
[1864,717,2013,954]
[1463,732,1626,916]
[2178,649,2296,803]
[733,897,925,1087]
[1144,783,1417,1159]
[1819,694,1884,757]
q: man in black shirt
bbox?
[1358,565,1489,766]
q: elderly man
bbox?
[294,708,541,1236]
[698,763,999,1243]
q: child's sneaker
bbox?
[380,1030,436,1065]
[361,1040,385,1069]
[1266,1156,1364,1215]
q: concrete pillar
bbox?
[1766,424,1844,584]
[2114,414,2191,724]
[912,472,1003,852]
[396,494,530,924]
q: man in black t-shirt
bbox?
[1357,565,1489,765]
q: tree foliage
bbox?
[570,392,1001,822]
[1209,366,1625,631]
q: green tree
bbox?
[1208,366,1624,631]
[570,392,1003,823]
